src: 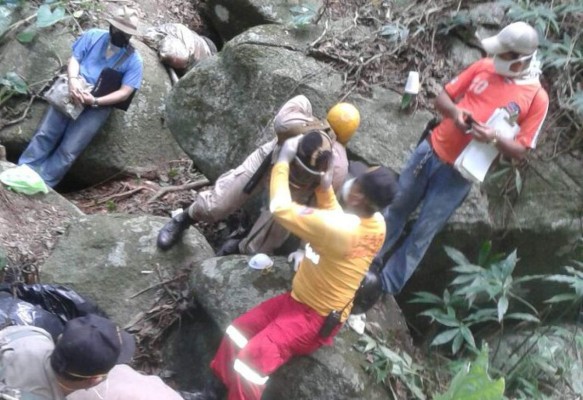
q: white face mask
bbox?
[341,178,356,204]
[493,52,535,78]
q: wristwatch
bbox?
[92,97,99,108]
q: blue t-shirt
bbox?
[72,28,143,90]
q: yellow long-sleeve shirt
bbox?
[270,162,386,321]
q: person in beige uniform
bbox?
[142,23,216,72]
[157,95,360,256]
[0,315,134,400]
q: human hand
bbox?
[79,91,96,106]
[319,158,334,191]
[469,122,497,143]
[453,108,473,132]
[277,134,303,164]
[68,77,84,104]
[287,249,305,271]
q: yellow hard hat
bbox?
[326,102,360,144]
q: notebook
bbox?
[454,108,520,183]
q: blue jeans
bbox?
[373,139,472,294]
[18,105,111,187]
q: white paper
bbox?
[454,108,519,183]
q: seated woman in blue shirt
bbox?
[18,7,144,188]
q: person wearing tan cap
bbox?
[18,7,143,188]
[0,315,135,400]
[372,21,549,295]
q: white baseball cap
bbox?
[481,22,539,56]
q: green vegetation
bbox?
[435,345,505,400]
[357,242,583,399]
[503,0,583,155]
[1,0,70,44]
[0,71,27,106]
[355,334,426,399]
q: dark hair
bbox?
[358,166,399,211]
[296,130,332,172]
[50,352,88,381]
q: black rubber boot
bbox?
[216,238,242,256]
[156,212,194,251]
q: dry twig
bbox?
[147,178,210,203]
[95,186,152,205]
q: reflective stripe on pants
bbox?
[233,359,269,386]
[226,325,248,349]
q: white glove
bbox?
[287,249,305,272]
[277,135,303,164]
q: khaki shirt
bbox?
[67,365,182,400]
[0,326,64,400]
[273,95,349,193]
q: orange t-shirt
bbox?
[430,58,549,164]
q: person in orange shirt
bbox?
[194,134,398,400]
[372,21,549,295]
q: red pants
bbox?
[210,293,341,400]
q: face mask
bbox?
[493,53,534,78]
[341,178,355,203]
[109,25,131,48]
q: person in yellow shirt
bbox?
[198,134,399,400]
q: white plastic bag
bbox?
[0,165,49,195]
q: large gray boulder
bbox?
[167,24,341,182]
[168,255,407,399]
[41,214,214,326]
[0,30,186,187]
[206,0,323,41]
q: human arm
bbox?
[78,84,135,107]
[434,60,487,132]
[434,89,472,132]
[314,158,342,211]
[67,57,85,104]
[79,50,142,107]
[270,162,347,245]
[469,122,528,160]
[470,88,549,160]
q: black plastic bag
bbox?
[2,283,105,322]
[0,283,106,338]
[0,293,64,339]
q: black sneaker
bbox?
[157,212,194,251]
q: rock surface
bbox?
[205,0,323,40]
[172,255,407,399]
[41,214,214,325]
